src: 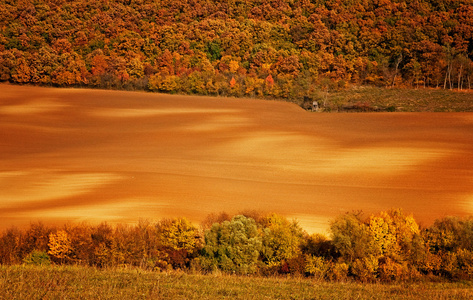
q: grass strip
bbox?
[1,265,472,299]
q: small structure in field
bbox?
[312,100,319,112]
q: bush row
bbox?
[1,209,473,282]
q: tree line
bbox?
[1,0,472,106]
[2,209,473,282]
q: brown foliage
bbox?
[200,212,231,231]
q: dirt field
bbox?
[1,84,472,233]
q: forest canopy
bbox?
[1,0,472,103]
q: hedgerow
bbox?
[1,209,473,282]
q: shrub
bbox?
[305,256,330,279]
[327,262,349,281]
[148,74,180,93]
[414,251,442,276]
[456,249,473,279]
[282,255,306,275]
[65,223,94,266]
[158,218,201,253]
[368,209,423,272]
[89,223,118,267]
[23,250,51,266]
[377,256,409,282]
[386,209,420,253]
[350,256,379,282]
[459,218,473,251]
[22,222,53,255]
[440,251,458,278]
[302,233,337,259]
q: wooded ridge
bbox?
[1,0,472,105]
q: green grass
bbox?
[319,86,473,112]
[1,265,472,299]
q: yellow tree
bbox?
[48,230,72,263]
[260,214,305,269]
[369,214,398,258]
[369,209,420,258]
[157,217,201,269]
[158,218,199,252]
[368,209,421,281]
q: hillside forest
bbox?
[2,210,473,282]
[1,0,473,105]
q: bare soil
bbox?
[1,84,472,233]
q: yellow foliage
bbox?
[305,255,329,279]
[148,74,179,92]
[351,256,379,282]
[328,262,349,281]
[48,230,72,260]
[369,216,397,256]
[229,60,239,74]
[368,209,420,258]
[158,218,199,253]
[261,214,305,266]
[261,63,272,71]
[245,76,264,96]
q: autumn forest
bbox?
[1,0,473,104]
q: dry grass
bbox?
[1,265,473,299]
[321,86,473,112]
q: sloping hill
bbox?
[1,84,473,232]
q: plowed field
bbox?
[1,84,472,233]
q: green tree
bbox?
[330,212,377,262]
[200,215,262,274]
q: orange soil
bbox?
[1,84,473,233]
